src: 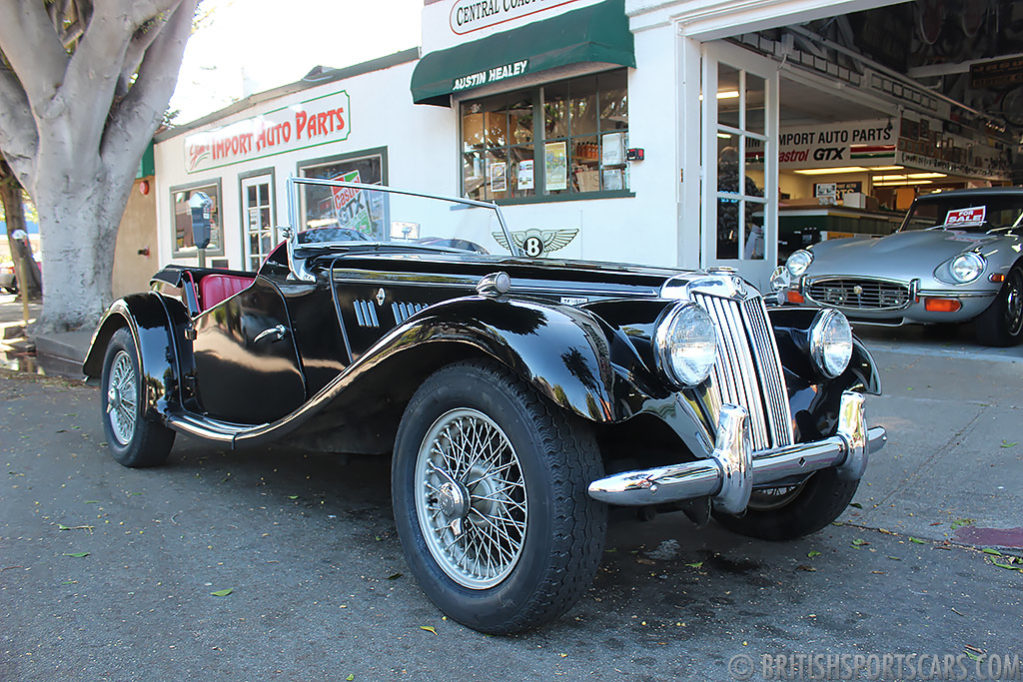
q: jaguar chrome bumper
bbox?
[587,391,886,513]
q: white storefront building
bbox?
[154,0,1007,289]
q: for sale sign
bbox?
[945,206,986,225]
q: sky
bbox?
[169,0,423,125]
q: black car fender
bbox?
[82,292,187,420]
[365,295,622,423]
[768,305,882,442]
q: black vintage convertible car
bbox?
[84,178,886,634]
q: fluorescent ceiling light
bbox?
[717,132,734,139]
[874,179,933,186]
[871,165,903,171]
[717,90,740,99]
[793,167,870,175]
[907,172,947,179]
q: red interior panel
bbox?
[199,274,254,311]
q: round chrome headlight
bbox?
[809,309,853,379]
[950,252,985,283]
[655,303,718,388]
[786,249,814,277]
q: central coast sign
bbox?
[184,90,351,173]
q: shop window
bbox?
[297,148,388,239]
[172,180,223,258]
[460,69,629,202]
[240,171,275,272]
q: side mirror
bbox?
[188,192,213,249]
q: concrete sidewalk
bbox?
[0,293,92,378]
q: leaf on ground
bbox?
[990,560,1023,572]
[965,650,981,662]
[849,502,863,509]
[346,676,354,681]
[796,565,816,572]
[684,561,703,569]
[210,588,233,597]
[851,539,869,547]
[63,552,89,558]
[909,537,927,544]
[636,557,655,565]
[887,556,902,561]
[807,551,822,558]
[288,495,298,500]
[387,573,403,580]
[1000,440,1017,448]
[419,625,437,635]
[950,518,974,530]
[982,548,1002,556]
[871,570,885,575]
[604,547,617,553]
[58,524,71,531]
[84,501,99,504]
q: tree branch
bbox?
[116,17,166,98]
[0,62,37,187]
[101,0,196,164]
[0,0,70,115]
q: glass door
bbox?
[241,174,275,271]
[701,42,778,290]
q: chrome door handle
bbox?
[254,324,287,344]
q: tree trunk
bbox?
[1,178,42,300]
[32,172,133,332]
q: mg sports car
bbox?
[84,178,886,634]
[775,187,1023,346]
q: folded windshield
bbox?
[902,194,1023,232]
[288,177,515,256]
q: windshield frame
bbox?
[283,176,519,281]
[898,192,1023,233]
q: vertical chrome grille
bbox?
[693,292,793,451]
[353,300,379,327]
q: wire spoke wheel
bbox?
[747,479,809,511]
[106,350,138,445]
[415,408,527,589]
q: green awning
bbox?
[411,0,634,106]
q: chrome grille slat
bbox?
[806,278,910,311]
[694,292,794,452]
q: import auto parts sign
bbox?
[184,91,351,173]
[748,119,895,168]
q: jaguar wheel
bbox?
[713,468,859,541]
[100,327,175,467]
[391,361,606,634]
[975,265,1023,347]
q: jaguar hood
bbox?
[806,230,998,279]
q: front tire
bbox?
[100,328,175,467]
[713,468,859,541]
[975,265,1023,347]
[391,361,606,634]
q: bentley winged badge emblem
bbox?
[493,228,579,257]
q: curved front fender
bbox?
[394,296,620,422]
[82,293,182,419]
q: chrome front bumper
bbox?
[587,391,886,513]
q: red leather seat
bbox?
[199,274,254,310]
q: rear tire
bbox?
[713,468,859,541]
[100,328,175,467]
[391,361,606,634]
[975,265,1023,347]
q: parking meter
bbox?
[188,192,212,249]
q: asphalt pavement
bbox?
[1,302,1022,680]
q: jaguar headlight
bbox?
[786,249,813,277]
[655,303,718,388]
[809,309,853,379]
[949,252,985,283]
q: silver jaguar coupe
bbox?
[775,187,1023,346]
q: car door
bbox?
[192,276,306,423]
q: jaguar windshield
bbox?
[287,177,517,256]
[901,193,1023,232]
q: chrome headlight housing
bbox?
[949,252,985,283]
[654,303,719,388]
[809,309,853,379]
[786,249,813,277]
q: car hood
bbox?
[320,251,720,299]
[806,230,999,279]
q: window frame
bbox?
[238,167,277,272]
[170,178,226,259]
[458,69,634,204]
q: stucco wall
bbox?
[112,177,158,298]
